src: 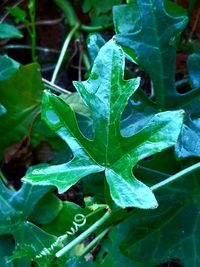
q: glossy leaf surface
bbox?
[113,0,188,108]
[87,33,106,64]
[0,181,57,264]
[24,41,184,209]
[29,192,63,224]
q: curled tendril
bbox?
[35,213,86,259]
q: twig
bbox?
[2,44,59,54]
[42,78,71,94]
[17,14,65,29]
[51,22,80,84]
[189,7,200,40]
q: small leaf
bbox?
[7,6,27,24]
[0,23,23,39]
[24,41,184,209]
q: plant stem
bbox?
[189,5,200,40]
[0,170,15,191]
[0,170,8,185]
[51,22,80,84]
[55,210,111,258]
[28,0,37,62]
[78,227,111,257]
[55,162,200,259]
[151,162,200,191]
[82,51,91,71]
[188,0,197,17]
[53,0,78,26]
[3,44,59,54]
[80,23,113,32]
[42,78,71,94]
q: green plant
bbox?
[1,0,200,266]
[7,0,37,61]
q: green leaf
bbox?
[0,181,58,264]
[60,92,91,117]
[23,41,184,209]
[0,55,20,81]
[12,222,56,265]
[0,63,43,159]
[119,174,200,267]
[0,23,23,39]
[83,0,121,13]
[29,192,63,225]
[0,181,51,234]
[188,53,200,88]
[67,222,135,267]
[174,53,200,159]
[87,33,106,64]
[82,0,121,26]
[175,117,200,158]
[43,201,89,236]
[121,93,156,137]
[7,6,27,24]
[113,0,188,108]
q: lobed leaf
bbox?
[113,0,188,108]
[0,181,58,264]
[24,41,184,209]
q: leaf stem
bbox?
[78,227,111,257]
[51,22,80,84]
[151,162,200,191]
[55,210,111,258]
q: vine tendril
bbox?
[35,213,86,259]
